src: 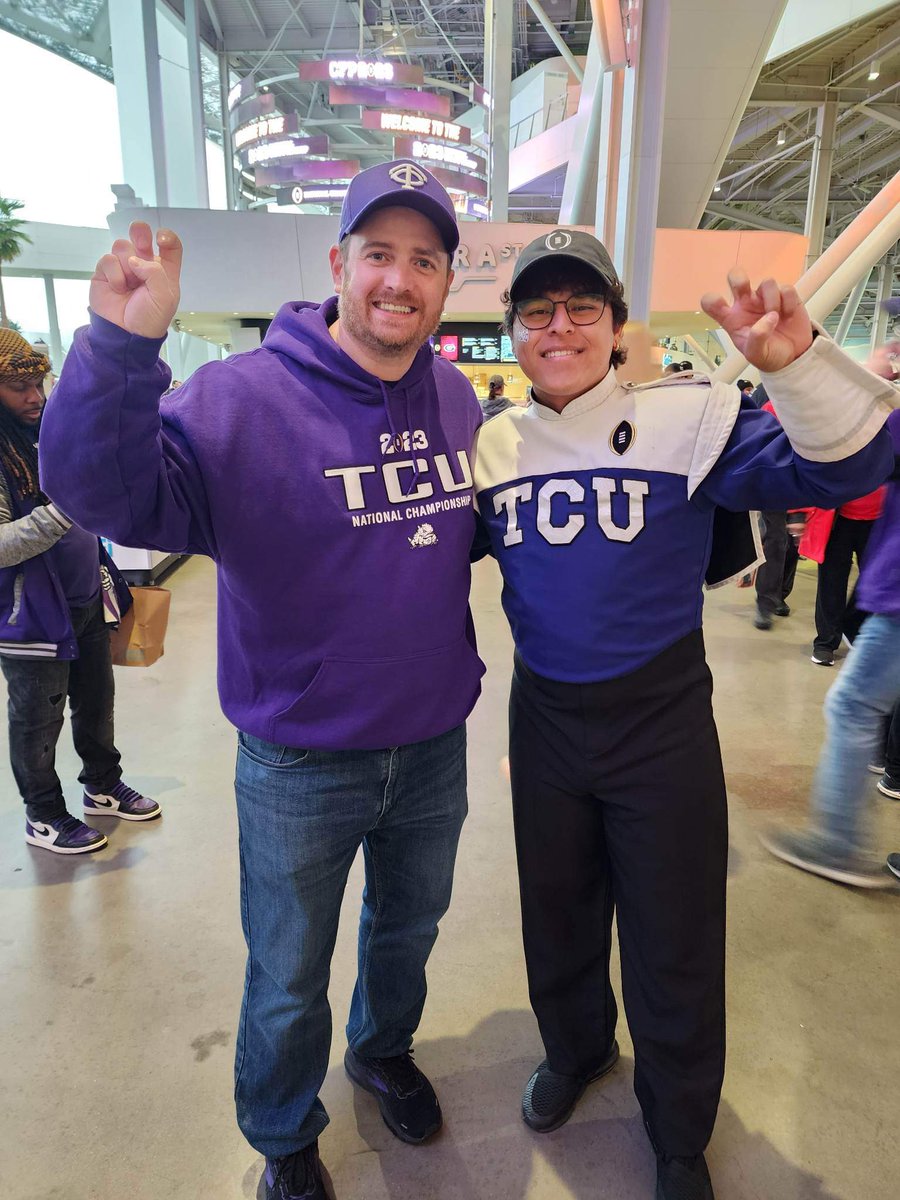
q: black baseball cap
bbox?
[339,159,459,253]
[510,229,621,300]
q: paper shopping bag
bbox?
[109,586,171,668]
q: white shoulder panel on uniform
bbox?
[472,376,737,499]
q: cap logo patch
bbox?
[610,420,636,456]
[388,163,429,190]
[546,231,572,251]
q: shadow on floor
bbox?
[245,1008,844,1200]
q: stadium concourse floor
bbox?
[0,554,897,1200]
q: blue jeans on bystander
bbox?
[810,613,900,854]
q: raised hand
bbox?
[701,269,813,374]
[90,221,183,339]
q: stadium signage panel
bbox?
[430,165,488,198]
[299,60,425,86]
[276,185,349,206]
[234,113,300,149]
[328,85,452,118]
[246,137,330,166]
[362,111,469,144]
[394,137,486,175]
[254,159,360,188]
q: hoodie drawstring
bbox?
[380,380,422,497]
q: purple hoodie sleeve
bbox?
[39,314,218,558]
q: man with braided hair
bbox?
[0,329,160,854]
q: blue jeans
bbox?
[810,613,900,854]
[233,724,467,1158]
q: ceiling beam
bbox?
[203,0,224,43]
[704,203,799,233]
[749,84,871,105]
[239,0,267,38]
[858,103,900,132]
[829,16,900,88]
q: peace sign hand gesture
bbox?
[90,221,183,340]
[700,269,814,374]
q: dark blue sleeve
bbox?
[470,510,494,562]
[696,398,895,512]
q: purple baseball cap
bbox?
[338,159,460,253]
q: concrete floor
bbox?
[0,555,897,1200]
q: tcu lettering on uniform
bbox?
[324,450,472,510]
[493,476,650,546]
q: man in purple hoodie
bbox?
[39,162,484,1200]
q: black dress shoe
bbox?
[655,1151,715,1199]
[753,608,772,630]
[522,1041,619,1132]
[774,602,791,617]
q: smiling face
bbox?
[0,375,45,425]
[329,205,454,380]
[511,282,623,413]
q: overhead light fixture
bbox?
[714,184,721,192]
[777,127,786,145]
[868,60,880,80]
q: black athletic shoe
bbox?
[344,1047,441,1143]
[774,603,791,617]
[811,649,835,666]
[877,772,900,800]
[887,853,900,880]
[522,1041,620,1132]
[753,608,772,630]
[265,1141,331,1200]
[656,1151,715,1199]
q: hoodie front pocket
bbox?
[268,635,484,750]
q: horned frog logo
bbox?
[409,523,438,548]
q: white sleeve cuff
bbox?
[761,329,899,462]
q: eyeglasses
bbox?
[513,294,607,330]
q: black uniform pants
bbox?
[509,631,727,1157]
[813,515,875,655]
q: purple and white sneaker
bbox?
[25,813,108,855]
[84,781,161,822]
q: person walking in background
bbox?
[872,701,900,799]
[0,329,159,855]
[806,485,885,665]
[481,372,512,418]
[753,508,798,630]
[763,339,900,887]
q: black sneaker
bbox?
[522,1041,619,1132]
[344,1047,441,1144]
[656,1151,715,1199]
[265,1141,331,1200]
[810,649,834,666]
[877,772,900,800]
[753,608,772,630]
[887,853,900,880]
[774,603,791,617]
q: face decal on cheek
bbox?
[515,326,530,343]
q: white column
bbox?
[219,54,238,212]
[109,0,168,206]
[488,0,513,221]
[612,0,671,321]
[804,101,838,270]
[184,0,210,207]
[834,270,871,345]
[870,259,896,351]
[42,275,62,371]
[594,68,624,248]
[560,34,606,226]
